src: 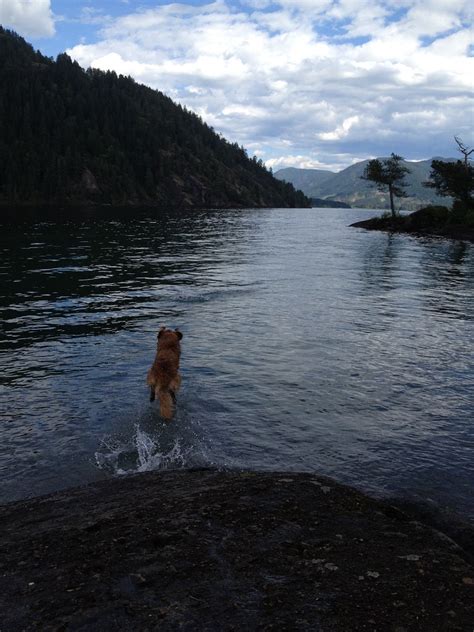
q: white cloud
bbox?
[267,152,365,172]
[0,0,55,37]
[66,0,474,169]
[319,116,360,141]
[271,0,333,12]
[267,155,331,170]
[401,0,470,38]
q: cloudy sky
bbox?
[2,0,473,171]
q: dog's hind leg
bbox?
[158,388,174,420]
[147,369,156,402]
[169,374,181,393]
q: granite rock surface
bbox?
[0,469,472,631]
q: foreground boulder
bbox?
[0,470,472,631]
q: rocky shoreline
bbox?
[1,469,472,631]
[351,207,474,243]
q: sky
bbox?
[1,0,473,172]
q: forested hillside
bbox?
[0,27,309,208]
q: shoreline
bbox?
[351,214,474,244]
[1,469,472,630]
[0,201,310,211]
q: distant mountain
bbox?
[0,27,309,208]
[310,198,351,209]
[275,158,455,211]
[274,168,335,195]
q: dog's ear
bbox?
[175,329,183,340]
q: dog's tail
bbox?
[158,388,176,420]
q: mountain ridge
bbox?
[276,158,456,211]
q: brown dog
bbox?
[147,326,183,419]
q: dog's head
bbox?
[157,326,183,344]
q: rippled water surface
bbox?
[1,207,473,520]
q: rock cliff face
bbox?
[0,28,309,209]
[0,469,472,631]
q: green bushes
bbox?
[450,200,474,226]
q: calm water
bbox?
[0,207,473,521]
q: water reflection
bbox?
[416,239,474,320]
[447,241,469,267]
[0,207,259,351]
[361,233,403,294]
[357,229,474,322]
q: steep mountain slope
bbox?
[0,27,309,208]
[276,159,453,210]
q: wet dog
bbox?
[147,326,183,419]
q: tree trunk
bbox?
[389,185,395,218]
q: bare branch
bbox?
[454,136,474,166]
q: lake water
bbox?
[0,207,473,522]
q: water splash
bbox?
[135,426,188,473]
[95,424,190,476]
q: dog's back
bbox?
[147,327,182,419]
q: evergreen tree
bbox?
[425,159,474,207]
[0,26,309,209]
[362,154,410,217]
[424,139,473,213]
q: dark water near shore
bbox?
[1,207,473,520]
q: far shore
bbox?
[0,201,303,211]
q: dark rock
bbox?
[351,207,474,243]
[0,470,472,631]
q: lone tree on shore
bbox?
[424,138,474,209]
[362,153,410,217]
